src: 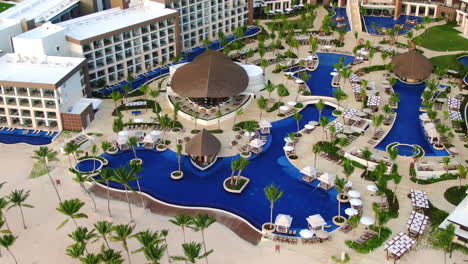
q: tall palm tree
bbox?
[110,224,135,264]
[392,173,402,203]
[0,234,17,264]
[342,159,354,181]
[98,168,114,217]
[293,112,303,133]
[312,144,322,168]
[80,253,103,264]
[66,243,85,260]
[276,84,289,114]
[72,172,97,211]
[32,146,62,202]
[264,83,276,102]
[319,116,329,140]
[129,161,145,208]
[100,248,125,264]
[143,244,167,264]
[334,177,347,220]
[63,142,76,168]
[101,141,112,154]
[264,184,283,227]
[169,214,193,243]
[456,165,466,188]
[173,102,181,128]
[94,221,113,249]
[361,148,373,177]
[190,213,216,264]
[128,136,139,160]
[235,157,250,185]
[112,167,139,222]
[228,159,240,186]
[171,242,212,264]
[372,114,384,137]
[316,99,325,121]
[333,88,347,112]
[257,96,268,121]
[442,156,451,176]
[110,90,123,108]
[132,229,161,254]
[0,198,11,231]
[216,110,222,131]
[8,189,33,229]
[91,144,99,172]
[69,226,97,254]
[0,218,10,257]
[160,229,171,264]
[56,199,88,229]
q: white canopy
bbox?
[350,198,363,206]
[299,229,314,238]
[118,130,129,137]
[348,190,361,198]
[279,105,289,111]
[300,166,318,176]
[283,145,294,151]
[275,214,293,227]
[142,134,155,144]
[134,118,144,123]
[259,120,272,128]
[150,130,161,136]
[306,214,326,228]
[345,208,358,216]
[117,137,128,145]
[360,216,375,226]
[287,101,297,106]
[249,138,265,148]
[420,113,430,121]
[367,184,378,192]
[295,79,304,84]
[304,124,315,130]
[423,122,439,139]
[319,173,336,185]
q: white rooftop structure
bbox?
[66,98,102,114]
[14,23,65,39]
[0,0,79,23]
[0,53,84,85]
[59,2,177,42]
[439,195,468,240]
[0,18,20,30]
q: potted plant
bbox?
[171,144,184,180]
[262,184,284,236]
[223,157,250,194]
[333,177,348,226]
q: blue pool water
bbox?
[458,56,468,85]
[76,159,103,173]
[363,15,423,35]
[0,128,57,145]
[375,80,448,156]
[331,7,351,32]
[396,144,416,157]
[101,105,349,231]
[299,53,354,97]
[99,26,261,95]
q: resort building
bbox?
[0,54,98,131]
[390,51,433,83]
[439,195,468,243]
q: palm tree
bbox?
[216,110,222,131]
[442,156,451,176]
[243,121,257,145]
[101,140,112,154]
[228,159,240,186]
[72,172,97,211]
[69,226,97,255]
[94,221,113,249]
[32,146,62,202]
[264,184,283,229]
[110,224,135,264]
[132,229,161,254]
[112,166,139,221]
[235,157,250,185]
[190,213,216,264]
[264,83,276,102]
[169,214,193,243]
[333,88,347,112]
[100,248,125,264]
[292,112,303,134]
[312,144,322,168]
[176,144,183,173]
[456,165,466,188]
[8,189,33,229]
[171,242,212,264]
[276,84,289,114]
[98,168,114,217]
[372,114,384,137]
[129,161,145,208]
[142,244,167,264]
[110,90,123,108]
[232,108,243,129]
[64,142,76,168]
[316,99,325,121]
[432,223,456,264]
[361,148,373,177]
[257,96,268,121]
[56,199,88,229]
[334,177,347,220]
[0,198,11,231]
[0,234,17,264]
[128,136,139,160]
[319,116,329,140]
[80,253,103,264]
[342,159,354,181]
[160,229,171,264]
[392,173,402,203]
[66,243,85,260]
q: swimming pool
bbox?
[0,128,58,145]
[375,80,448,156]
[101,105,349,231]
[76,158,103,173]
[363,15,423,35]
[298,53,354,97]
[331,7,351,32]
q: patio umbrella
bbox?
[284,137,292,143]
[336,133,347,138]
[287,101,297,106]
[360,216,375,226]
[279,105,289,111]
[118,131,129,137]
[244,131,256,137]
[309,121,319,126]
[330,72,338,76]
[299,229,314,239]
[300,166,317,176]
[134,118,144,123]
[315,229,329,239]
[283,146,294,151]
[349,198,363,206]
[304,124,315,130]
[249,138,265,148]
[323,45,332,49]
[295,79,304,84]
[356,111,366,117]
[367,184,378,192]
[348,190,361,198]
[343,127,354,134]
[345,208,358,216]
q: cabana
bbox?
[185,129,221,170]
[249,138,265,154]
[318,173,336,190]
[275,214,293,234]
[306,214,326,230]
[117,137,129,151]
[259,120,272,134]
[300,166,318,182]
[423,122,439,144]
[142,131,161,149]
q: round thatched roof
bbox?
[171,50,249,98]
[391,51,433,81]
[185,129,221,156]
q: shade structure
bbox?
[259,120,272,128]
[279,105,289,111]
[300,166,318,176]
[304,124,315,130]
[295,79,304,84]
[185,129,221,156]
[249,138,265,148]
[283,145,294,151]
[309,121,319,126]
[117,137,128,145]
[150,130,161,136]
[348,190,361,198]
[349,198,363,206]
[299,229,314,238]
[134,118,144,123]
[391,51,433,82]
[420,113,430,121]
[118,131,129,137]
[287,101,297,106]
[319,173,336,185]
[284,137,292,143]
[315,229,329,239]
[360,216,375,226]
[323,45,332,49]
[345,208,358,216]
[275,214,293,227]
[367,184,378,192]
[142,134,155,144]
[306,214,326,228]
[330,71,338,76]
[171,50,249,98]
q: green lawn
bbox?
[0,2,14,13]
[444,185,468,206]
[430,53,468,76]
[417,24,468,51]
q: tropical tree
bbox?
[94,221,113,249]
[129,161,145,208]
[333,88,347,112]
[257,96,268,121]
[132,229,161,255]
[110,224,135,264]
[173,102,181,127]
[8,189,33,229]
[100,248,125,264]
[456,165,467,188]
[243,121,257,144]
[0,234,17,264]
[276,84,289,111]
[169,214,193,243]
[64,142,77,168]
[176,144,183,173]
[372,114,384,137]
[0,198,10,232]
[431,223,456,264]
[68,226,97,255]
[334,177,347,219]
[112,167,139,222]
[32,146,62,202]
[361,148,373,176]
[72,172,97,211]
[66,243,85,260]
[392,173,402,203]
[343,159,355,181]
[316,99,325,121]
[143,244,167,264]
[228,159,240,186]
[216,110,222,131]
[235,157,250,185]
[190,213,216,264]
[80,253,103,264]
[264,184,283,228]
[232,108,243,129]
[293,112,303,133]
[442,156,451,176]
[110,90,123,108]
[319,116,329,140]
[98,168,114,217]
[128,136,139,160]
[160,229,171,264]
[56,199,88,229]
[171,242,212,264]
[265,83,276,102]
[101,141,112,154]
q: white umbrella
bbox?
[300,166,317,176]
[150,131,161,136]
[360,216,375,226]
[249,138,265,148]
[336,133,347,138]
[299,229,314,239]
[287,101,297,106]
[367,184,378,192]
[309,121,319,126]
[315,229,329,239]
[345,208,358,216]
[279,105,290,111]
[118,131,129,136]
[295,79,304,84]
[349,198,363,206]
[284,137,292,143]
[283,145,294,151]
[304,124,315,130]
[348,190,361,198]
[363,108,372,113]
[134,118,144,123]
[244,131,256,137]
[361,51,369,55]
[330,72,338,76]
[323,45,332,49]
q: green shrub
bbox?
[427,201,449,226]
[410,173,458,184]
[444,186,468,206]
[346,226,392,253]
[267,102,284,112]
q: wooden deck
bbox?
[89,183,263,245]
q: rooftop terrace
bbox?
[0,0,79,23]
